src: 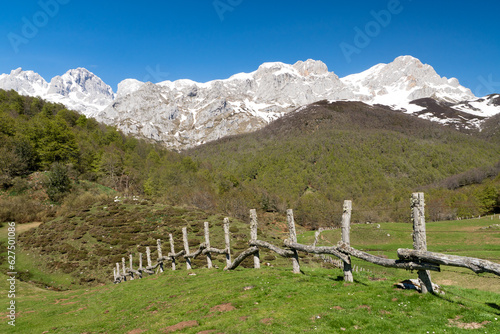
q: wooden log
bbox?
[411,192,434,294]
[250,209,261,269]
[337,242,440,272]
[204,222,213,269]
[169,233,176,271]
[287,209,301,274]
[203,247,228,255]
[283,239,350,263]
[168,250,186,258]
[185,243,206,259]
[341,200,353,282]
[225,247,259,270]
[157,239,164,273]
[224,218,231,268]
[138,252,143,270]
[249,240,295,257]
[182,227,192,270]
[397,249,500,276]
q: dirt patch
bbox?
[209,303,236,313]
[331,306,344,310]
[61,302,78,306]
[17,222,42,233]
[127,329,146,334]
[357,305,371,311]
[162,320,199,333]
[448,315,490,329]
[379,310,391,315]
[197,331,223,334]
[260,318,273,325]
[239,316,249,321]
[64,307,87,315]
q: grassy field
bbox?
[1,266,499,333]
[297,216,500,293]
[1,215,500,333]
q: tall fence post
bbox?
[146,246,152,269]
[183,227,192,270]
[287,209,301,274]
[157,239,164,273]
[223,218,231,268]
[139,252,143,271]
[411,192,434,294]
[169,233,176,271]
[116,263,120,281]
[122,257,127,281]
[129,254,134,280]
[250,209,261,269]
[204,222,213,268]
[341,200,353,282]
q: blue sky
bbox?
[1,0,499,96]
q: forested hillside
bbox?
[1,91,499,227]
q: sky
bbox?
[1,0,499,96]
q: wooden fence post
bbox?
[138,252,143,275]
[113,267,117,282]
[146,246,152,269]
[411,192,434,294]
[224,218,231,268]
[204,222,213,268]
[183,227,192,270]
[341,200,353,282]
[116,263,120,281]
[250,209,260,269]
[157,239,164,273]
[169,233,176,271]
[122,257,127,281]
[287,209,301,273]
[129,254,134,280]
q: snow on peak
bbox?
[341,56,475,110]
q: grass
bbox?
[1,267,500,333]
[297,216,500,293]
[1,206,500,332]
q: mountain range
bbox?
[1,56,499,149]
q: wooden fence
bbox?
[113,193,500,294]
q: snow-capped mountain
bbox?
[341,56,475,111]
[1,56,499,149]
[0,67,114,116]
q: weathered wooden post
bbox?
[157,239,164,273]
[287,209,301,274]
[129,254,134,280]
[116,262,120,282]
[146,246,152,268]
[223,218,231,268]
[411,192,434,294]
[139,252,143,271]
[122,257,127,281]
[204,222,213,269]
[183,227,192,270]
[113,267,117,282]
[169,233,176,271]
[250,209,261,269]
[341,200,353,282]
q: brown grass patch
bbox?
[448,315,490,329]
[209,303,236,313]
[162,320,199,332]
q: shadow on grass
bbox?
[486,303,500,314]
[328,275,369,286]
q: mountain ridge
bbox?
[1,56,499,149]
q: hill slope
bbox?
[187,100,500,225]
